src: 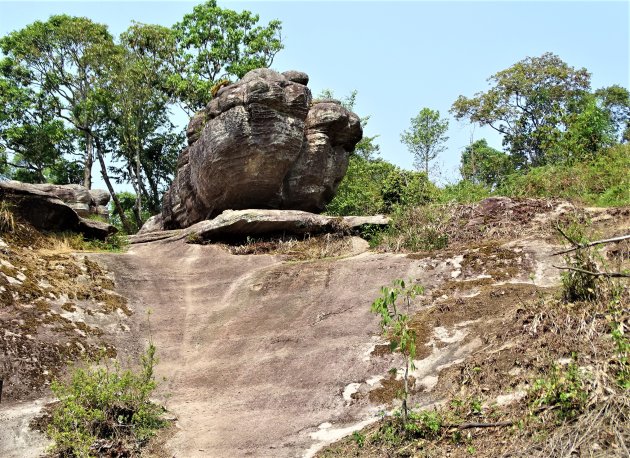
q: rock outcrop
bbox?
[0,181,116,239]
[158,69,362,230]
[132,209,389,244]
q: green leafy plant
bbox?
[371,279,424,424]
[47,344,164,457]
[351,431,365,448]
[529,361,591,421]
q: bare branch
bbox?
[552,234,630,256]
[553,265,630,279]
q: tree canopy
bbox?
[400,108,449,177]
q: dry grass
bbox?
[223,233,355,260]
[0,200,16,233]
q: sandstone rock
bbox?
[131,209,389,244]
[0,181,116,239]
[161,69,362,230]
[0,182,111,219]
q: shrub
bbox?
[371,279,424,424]
[529,361,591,421]
[47,344,164,457]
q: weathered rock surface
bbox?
[159,68,362,230]
[0,181,116,239]
[132,209,389,244]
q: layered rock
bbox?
[159,69,362,230]
[0,181,116,239]
[133,209,389,244]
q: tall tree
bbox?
[400,108,449,176]
[0,15,116,189]
[451,53,591,168]
[172,0,283,113]
[460,139,513,187]
[104,23,181,228]
[0,57,77,183]
[594,84,630,143]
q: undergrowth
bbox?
[47,344,165,457]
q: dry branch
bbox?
[553,265,630,278]
[552,234,630,256]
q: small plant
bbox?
[529,361,591,421]
[351,431,365,447]
[557,223,602,302]
[0,200,15,233]
[47,344,165,457]
[406,409,443,439]
[186,231,203,244]
[371,279,424,424]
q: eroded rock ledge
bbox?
[132,209,389,244]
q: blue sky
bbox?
[1,1,628,186]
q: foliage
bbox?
[594,84,630,142]
[499,143,630,207]
[529,361,591,421]
[0,14,116,189]
[109,191,152,234]
[451,52,592,168]
[400,107,449,176]
[437,179,492,204]
[171,0,283,113]
[326,157,395,216]
[459,139,513,187]
[381,168,436,212]
[547,94,617,164]
[371,279,424,424]
[47,344,164,457]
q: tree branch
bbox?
[552,235,630,256]
[553,265,630,278]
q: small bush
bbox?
[529,361,591,421]
[47,344,164,457]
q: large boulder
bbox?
[159,69,362,230]
[0,181,116,239]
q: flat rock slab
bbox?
[131,209,389,244]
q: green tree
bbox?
[549,95,616,163]
[0,15,117,189]
[371,279,424,425]
[451,53,591,168]
[326,157,396,216]
[594,84,630,142]
[172,0,283,113]
[104,23,181,228]
[400,108,449,177]
[0,60,77,183]
[460,139,513,188]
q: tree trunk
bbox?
[94,140,134,234]
[83,132,93,189]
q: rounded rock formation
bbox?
[160,69,362,230]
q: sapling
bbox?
[371,279,424,424]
